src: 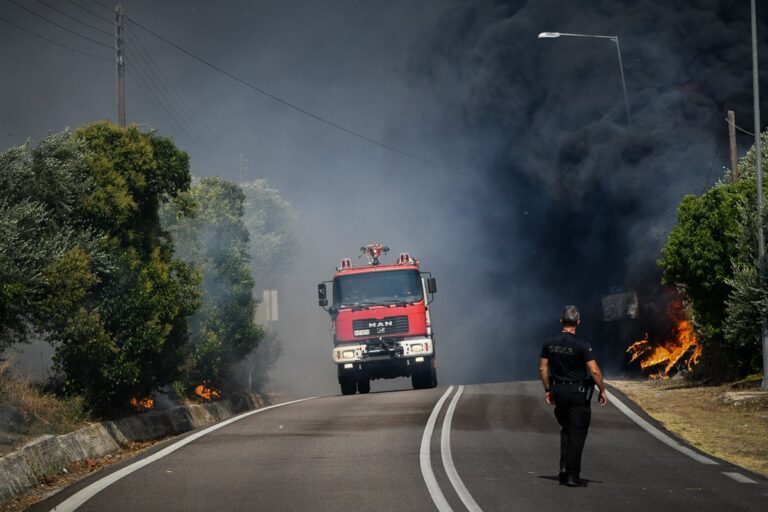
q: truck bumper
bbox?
[333,337,434,380]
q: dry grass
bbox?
[609,378,768,477]
[0,362,89,457]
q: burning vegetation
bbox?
[194,383,221,401]
[129,397,154,410]
[626,298,702,378]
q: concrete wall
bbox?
[0,394,266,502]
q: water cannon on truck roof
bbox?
[318,244,438,395]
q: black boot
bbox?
[561,474,586,487]
[558,468,567,484]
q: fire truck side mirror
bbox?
[318,283,328,307]
[427,277,437,294]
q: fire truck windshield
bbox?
[333,269,423,307]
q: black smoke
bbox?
[408,0,768,379]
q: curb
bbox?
[0,393,266,502]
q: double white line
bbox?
[420,386,483,512]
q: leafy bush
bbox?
[660,132,768,382]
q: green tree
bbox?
[0,124,199,411]
[660,132,768,381]
[163,177,263,390]
[56,123,199,409]
[0,134,102,352]
[722,133,768,379]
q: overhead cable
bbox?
[126,42,239,170]
[127,25,242,165]
[126,17,467,176]
[126,56,209,154]
[724,116,756,137]
[33,0,113,37]
[85,0,112,14]
[126,24,234,162]
[0,14,111,62]
[8,0,112,49]
[64,0,112,24]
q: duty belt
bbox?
[552,379,591,386]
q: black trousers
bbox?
[552,383,593,477]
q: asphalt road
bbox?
[33,382,767,512]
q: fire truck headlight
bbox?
[342,350,355,360]
[411,343,424,353]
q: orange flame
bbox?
[130,396,154,410]
[627,317,702,378]
[194,383,221,401]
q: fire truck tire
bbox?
[340,376,357,395]
[411,363,436,389]
[357,377,371,394]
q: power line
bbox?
[85,0,112,14]
[64,0,112,24]
[127,26,228,154]
[127,23,242,168]
[126,44,239,170]
[126,55,208,154]
[124,22,238,170]
[126,65,239,173]
[126,17,467,176]
[33,0,113,37]
[125,39,224,158]
[126,61,199,147]
[0,13,111,62]
[725,116,756,137]
[8,0,113,49]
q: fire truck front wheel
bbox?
[411,359,437,389]
[339,375,357,395]
[357,377,371,394]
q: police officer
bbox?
[539,305,607,487]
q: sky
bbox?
[2,0,768,395]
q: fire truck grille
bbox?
[352,316,409,336]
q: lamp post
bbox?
[538,32,631,126]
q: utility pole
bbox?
[728,110,739,183]
[750,0,767,390]
[115,4,126,127]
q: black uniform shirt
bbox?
[540,332,595,382]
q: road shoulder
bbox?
[609,379,768,478]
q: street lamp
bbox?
[538,32,631,126]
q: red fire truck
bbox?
[317,244,438,395]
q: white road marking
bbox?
[441,385,483,512]
[606,390,718,465]
[50,397,318,512]
[420,386,455,512]
[722,472,757,484]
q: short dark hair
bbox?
[561,305,580,326]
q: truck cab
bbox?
[318,245,438,395]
